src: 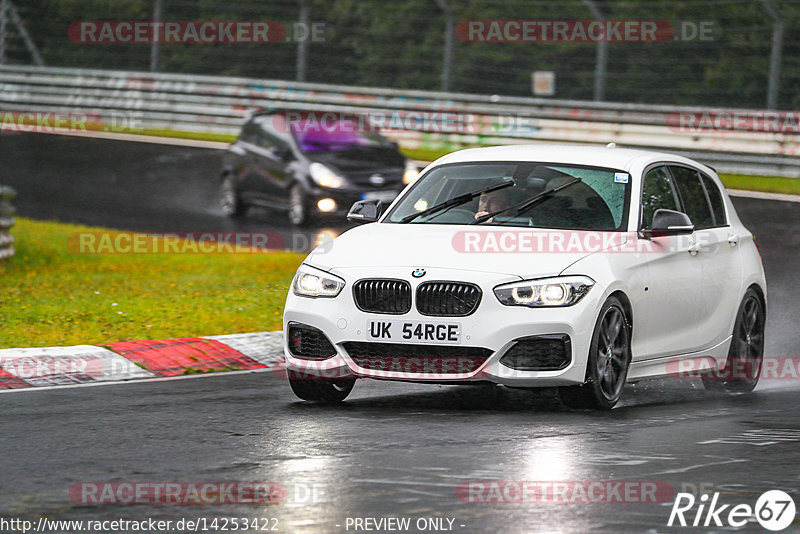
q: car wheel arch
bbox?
[559,292,634,409]
[725,283,766,337]
[747,283,767,316]
[608,290,634,339]
[581,288,635,377]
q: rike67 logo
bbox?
[668,490,796,531]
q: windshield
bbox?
[384,162,631,231]
[290,121,395,154]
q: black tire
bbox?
[288,371,354,403]
[702,288,765,393]
[288,184,309,226]
[221,174,247,218]
[559,296,632,410]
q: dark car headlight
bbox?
[309,162,345,189]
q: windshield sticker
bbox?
[614,172,630,184]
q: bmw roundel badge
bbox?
[412,268,426,278]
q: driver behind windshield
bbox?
[475,188,513,223]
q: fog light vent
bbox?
[499,335,571,371]
[287,322,337,360]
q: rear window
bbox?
[700,173,728,226]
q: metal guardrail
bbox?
[0,185,16,260]
[1,65,800,176]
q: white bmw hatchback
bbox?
[283,145,766,409]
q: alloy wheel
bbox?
[596,305,630,402]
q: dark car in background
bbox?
[220,110,419,225]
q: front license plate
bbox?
[361,191,398,203]
[367,320,461,344]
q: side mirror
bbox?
[347,200,383,223]
[640,209,695,238]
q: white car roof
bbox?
[430,144,715,175]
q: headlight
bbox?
[292,265,345,298]
[309,162,345,189]
[494,276,594,307]
[403,162,420,184]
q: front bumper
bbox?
[282,267,602,387]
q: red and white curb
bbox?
[0,332,284,391]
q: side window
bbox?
[700,173,727,226]
[255,121,291,154]
[254,125,276,150]
[669,166,714,229]
[640,166,679,230]
[239,122,259,144]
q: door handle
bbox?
[688,242,702,255]
[728,234,740,246]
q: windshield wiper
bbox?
[470,177,583,225]
[399,180,514,223]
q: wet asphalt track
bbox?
[1,132,800,533]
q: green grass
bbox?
[718,173,800,196]
[121,128,236,144]
[0,218,304,349]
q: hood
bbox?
[308,148,405,174]
[305,223,628,279]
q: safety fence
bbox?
[2,65,800,176]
